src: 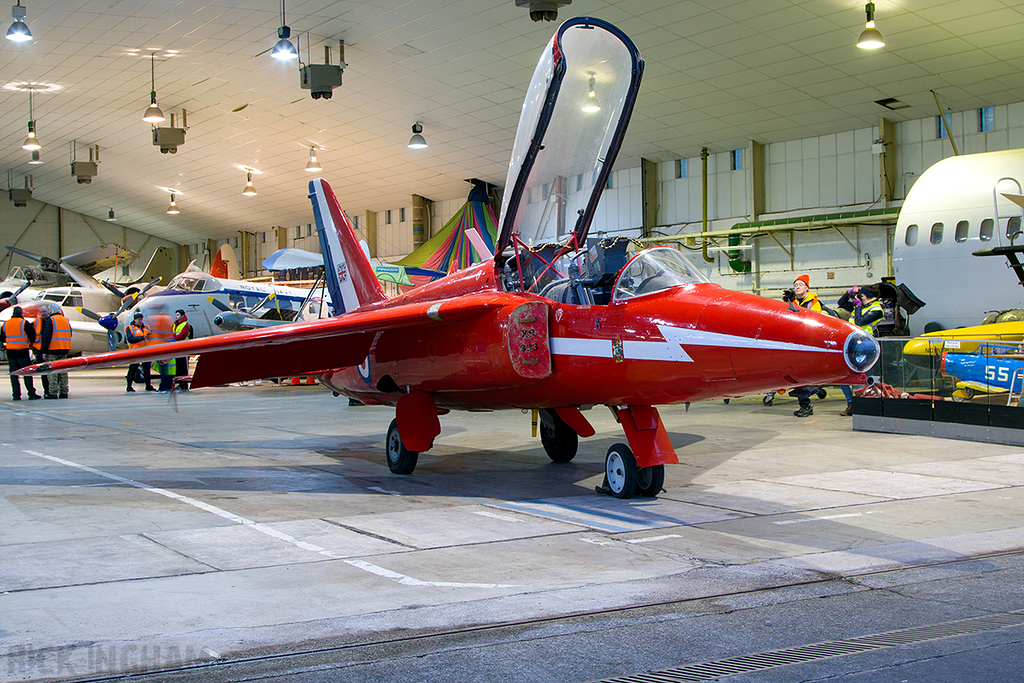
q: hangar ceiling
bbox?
[2,0,1023,247]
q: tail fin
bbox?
[132,246,176,286]
[309,178,386,315]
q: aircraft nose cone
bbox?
[213,314,224,326]
[98,314,118,331]
[844,329,880,373]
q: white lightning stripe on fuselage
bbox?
[550,324,840,362]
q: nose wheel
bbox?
[604,443,664,499]
[386,418,419,474]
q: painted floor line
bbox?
[21,450,506,590]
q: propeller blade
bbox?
[140,277,162,295]
[99,280,127,299]
[76,306,102,321]
[8,281,31,300]
[115,293,139,316]
[207,296,231,312]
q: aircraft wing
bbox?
[18,293,508,388]
[62,243,139,276]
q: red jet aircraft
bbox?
[19,17,879,498]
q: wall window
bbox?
[399,207,406,222]
[930,222,943,245]
[731,149,742,170]
[233,236,239,248]
[954,220,969,243]
[980,218,994,241]
[606,174,614,190]
[307,223,312,236]
[676,158,688,179]
[261,232,266,243]
[904,224,918,246]
[295,225,301,239]
[354,215,360,230]
[979,106,995,133]
[385,210,392,225]
[576,174,583,192]
[936,115,949,139]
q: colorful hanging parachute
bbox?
[396,180,498,287]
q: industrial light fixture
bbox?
[582,73,600,113]
[271,0,297,60]
[28,150,42,164]
[106,208,116,222]
[407,122,427,149]
[142,52,166,123]
[6,1,31,42]
[857,2,884,49]
[242,172,257,196]
[305,146,322,172]
[21,89,40,150]
[166,193,179,214]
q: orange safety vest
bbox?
[3,318,30,350]
[48,314,72,351]
[148,314,174,345]
[127,322,150,349]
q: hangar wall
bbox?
[0,197,180,281]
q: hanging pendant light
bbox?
[166,193,180,214]
[28,150,42,164]
[21,90,40,150]
[106,208,116,222]
[582,73,601,113]
[143,52,166,123]
[407,122,427,149]
[271,0,297,60]
[6,1,31,42]
[305,146,322,172]
[857,2,884,49]
[242,172,257,196]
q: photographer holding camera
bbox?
[784,274,824,417]
[834,284,884,415]
[784,274,822,312]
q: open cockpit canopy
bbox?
[496,17,643,259]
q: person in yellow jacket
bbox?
[786,274,823,417]
[125,311,155,392]
[1,306,41,400]
[38,303,72,399]
[791,274,822,312]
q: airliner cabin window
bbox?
[930,222,944,245]
[1007,216,1022,241]
[904,224,918,246]
[955,220,969,243]
[980,219,994,241]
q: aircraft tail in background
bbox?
[308,178,386,315]
[130,246,176,287]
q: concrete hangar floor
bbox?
[2,370,1024,683]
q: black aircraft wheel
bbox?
[635,464,665,497]
[763,393,774,406]
[605,443,637,499]
[816,388,828,400]
[539,409,578,463]
[723,398,730,404]
[386,418,419,474]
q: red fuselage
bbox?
[322,261,865,410]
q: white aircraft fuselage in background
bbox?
[893,148,1024,334]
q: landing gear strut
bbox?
[386,418,419,474]
[604,443,664,499]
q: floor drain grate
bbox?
[590,609,1024,683]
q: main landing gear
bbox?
[386,418,419,474]
[604,443,664,499]
[539,408,578,463]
